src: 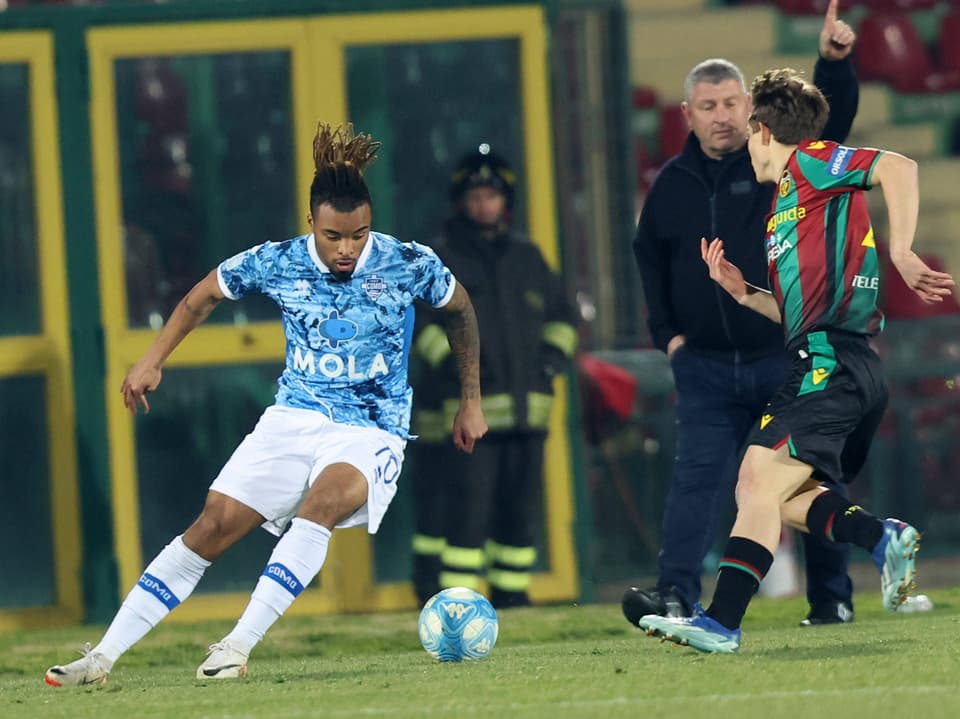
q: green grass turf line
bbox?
[3,587,958,719]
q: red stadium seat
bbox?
[135,59,188,134]
[882,253,960,319]
[774,0,855,14]
[658,104,689,161]
[138,131,193,195]
[632,85,658,110]
[856,13,933,91]
[862,0,938,10]
[940,11,960,72]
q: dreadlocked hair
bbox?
[310,122,381,213]
[750,68,828,145]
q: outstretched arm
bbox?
[121,269,225,414]
[438,282,488,453]
[814,0,859,143]
[701,238,782,324]
[871,152,955,303]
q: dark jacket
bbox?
[632,57,859,358]
[412,215,577,436]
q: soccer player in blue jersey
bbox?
[45,123,487,686]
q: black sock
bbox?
[706,537,773,630]
[806,491,882,551]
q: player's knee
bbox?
[183,501,249,561]
[298,466,368,528]
[735,468,761,502]
[735,456,776,505]
[297,492,347,529]
[298,482,363,528]
[184,511,237,559]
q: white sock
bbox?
[225,518,331,653]
[94,535,211,665]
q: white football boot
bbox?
[196,640,249,679]
[44,643,111,687]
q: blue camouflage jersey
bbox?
[217,231,456,437]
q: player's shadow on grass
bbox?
[758,638,912,661]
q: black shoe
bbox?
[621,585,690,626]
[412,554,442,605]
[800,601,854,626]
[490,588,531,609]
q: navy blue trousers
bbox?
[659,346,852,611]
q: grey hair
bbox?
[684,58,746,99]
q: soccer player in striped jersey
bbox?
[44,123,487,684]
[639,68,954,653]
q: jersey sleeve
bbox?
[796,143,884,193]
[408,241,457,308]
[217,242,270,300]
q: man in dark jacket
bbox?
[410,149,577,608]
[625,0,859,625]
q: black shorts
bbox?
[745,330,888,484]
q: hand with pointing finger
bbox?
[819,0,856,61]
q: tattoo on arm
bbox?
[441,284,481,400]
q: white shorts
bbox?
[209,405,406,536]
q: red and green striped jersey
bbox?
[765,140,886,344]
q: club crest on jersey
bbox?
[363,274,387,300]
[778,171,792,198]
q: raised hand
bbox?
[819,0,856,61]
[701,237,747,301]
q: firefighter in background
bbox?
[410,147,577,608]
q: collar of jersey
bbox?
[306,232,375,275]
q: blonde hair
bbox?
[312,121,381,173]
[309,122,381,212]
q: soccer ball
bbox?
[418,587,499,662]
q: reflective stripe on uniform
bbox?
[487,540,537,568]
[542,321,578,357]
[441,545,487,570]
[444,393,515,431]
[412,409,446,442]
[414,324,450,368]
[527,392,553,429]
[439,571,484,591]
[412,534,446,556]
[488,567,531,592]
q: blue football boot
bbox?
[638,605,740,653]
[871,518,921,612]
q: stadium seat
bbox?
[862,0,939,11]
[135,59,187,134]
[138,130,193,194]
[632,85,658,109]
[658,104,689,161]
[882,253,960,319]
[774,0,855,14]
[940,11,960,72]
[855,13,933,91]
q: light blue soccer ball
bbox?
[418,587,499,662]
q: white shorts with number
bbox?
[209,405,406,536]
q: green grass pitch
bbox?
[2,588,958,719]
